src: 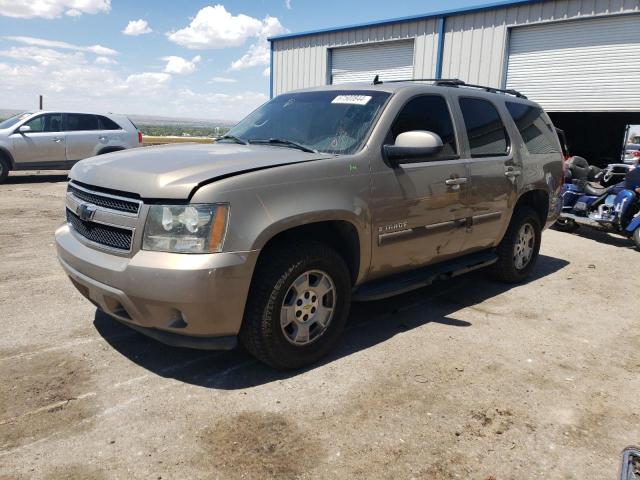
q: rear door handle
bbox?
[98,136,107,141]
[504,167,521,177]
[445,177,468,185]
[52,137,62,143]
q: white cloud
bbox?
[125,72,172,90]
[211,76,237,83]
[285,0,292,9]
[122,19,152,36]
[162,55,201,75]
[168,5,265,49]
[230,16,286,71]
[94,56,117,65]
[4,36,118,56]
[0,37,266,120]
[0,0,110,19]
[263,67,270,77]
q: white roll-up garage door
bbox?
[331,40,415,85]
[506,14,640,112]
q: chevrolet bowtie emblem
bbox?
[77,203,97,222]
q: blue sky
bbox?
[0,0,493,121]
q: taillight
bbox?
[633,151,640,158]
[137,130,143,144]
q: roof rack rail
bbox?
[370,76,527,99]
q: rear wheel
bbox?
[240,240,351,369]
[552,217,579,233]
[0,155,10,184]
[633,227,640,251]
[489,206,542,283]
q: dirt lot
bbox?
[1,171,639,479]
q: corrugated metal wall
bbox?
[440,0,640,88]
[272,0,639,96]
[272,18,439,96]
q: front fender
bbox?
[189,154,373,281]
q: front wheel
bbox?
[489,206,542,283]
[552,217,580,233]
[0,156,9,184]
[240,240,351,369]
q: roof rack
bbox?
[371,76,527,99]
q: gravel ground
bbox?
[1,171,639,479]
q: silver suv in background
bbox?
[0,111,142,183]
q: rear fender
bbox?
[625,215,640,234]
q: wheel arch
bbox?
[0,146,15,169]
[253,217,363,286]
[514,188,550,228]
[97,146,125,156]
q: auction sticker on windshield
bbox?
[332,95,372,106]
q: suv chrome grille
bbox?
[66,209,133,251]
[67,183,140,215]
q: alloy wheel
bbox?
[280,270,336,346]
[513,222,535,270]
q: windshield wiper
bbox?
[218,134,248,145]
[249,138,317,153]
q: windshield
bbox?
[225,90,390,155]
[0,112,32,130]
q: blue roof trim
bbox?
[435,17,446,79]
[268,0,545,42]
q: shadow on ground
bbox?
[5,173,68,184]
[558,226,636,249]
[94,254,569,390]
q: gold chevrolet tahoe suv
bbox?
[55,80,563,369]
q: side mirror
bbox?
[18,125,32,134]
[383,130,444,166]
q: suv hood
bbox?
[70,143,331,199]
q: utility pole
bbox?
[39,95,43,110]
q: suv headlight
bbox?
[142,204,229,253]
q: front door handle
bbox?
[52,137,62,143]
[445,177,468,186]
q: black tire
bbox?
[0,155,10,184]
[240,240,351,369]
[633,227,640,251]
[552,217,579,233]
[489,206,542,283]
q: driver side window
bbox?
[390,95,458,157]
[24,114,62,133]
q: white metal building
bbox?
[268,0,640,162]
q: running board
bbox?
[352,250,498,302]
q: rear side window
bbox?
[459,97,509,157]
[66,114,99,131]
[390,95,457,157]
[98,116,122,130]
[506,102,560,154]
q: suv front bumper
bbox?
[55,224,259,348]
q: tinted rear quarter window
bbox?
[98,116,122,130]
[66,114,99,131]
[390,95,457,157]
[459,97,509,158]
[506,102,560,154]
